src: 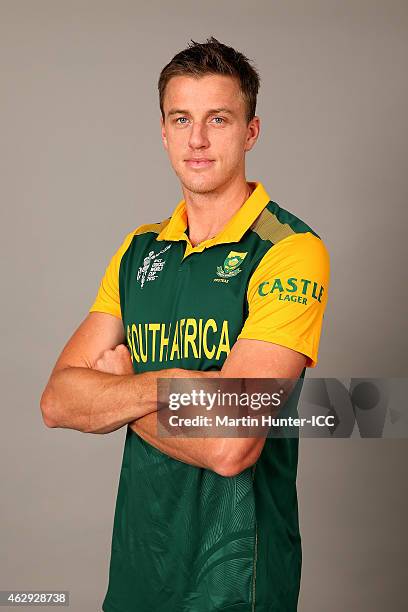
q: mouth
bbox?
[184,159,215,169]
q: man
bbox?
[41,37,330,612]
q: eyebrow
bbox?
[167,108,234,117]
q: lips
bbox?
[185,159,214,168]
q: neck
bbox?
[183,176,253,247]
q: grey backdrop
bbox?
[1,1,407,610]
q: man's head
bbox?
[158,37,261,195]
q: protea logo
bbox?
[216,251,247,278]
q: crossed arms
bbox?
[40,312,306,476]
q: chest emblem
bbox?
[216,251,248,278]
[136,244,172,288]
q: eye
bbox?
[211,116,225,124]
[175,117,189,125]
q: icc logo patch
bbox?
[216,251,247,279]
[136,244,172,288]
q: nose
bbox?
[188,121,210,150]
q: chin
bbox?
[184,183,216,195]
[178,171,226,195]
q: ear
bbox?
[244,115,260,152]
[160,115,168,151]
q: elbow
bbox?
[213,462,247,478]
[211,442,261,478]
[40,386,59,428]
[213,458,255,478]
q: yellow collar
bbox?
[156,181,271,251]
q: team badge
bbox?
[216,251,247,278]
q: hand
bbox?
[93,344,134,375]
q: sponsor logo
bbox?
[136,244,172,288]
[257,277,325,305]
[216,251,247,279]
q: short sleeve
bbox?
[237,232,330,368]
[89,230,135,319]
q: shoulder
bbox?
[248,201,330,286]
[265,232,330,268]
[132,218,171,238]
[124,217,171,243]
[251,199,321,244]
[116,217,171,255]
[249,233,330,286]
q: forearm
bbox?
[129,370,260,475]
[130,411,223,470]
[41,367,181,434]
[130,412,259,476]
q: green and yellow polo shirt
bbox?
[90,181,330,612]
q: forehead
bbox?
[163,74,245,114]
